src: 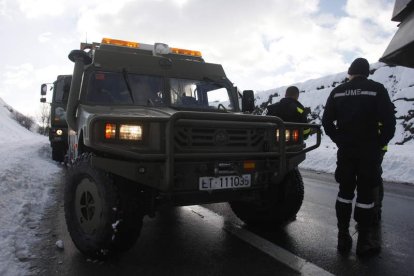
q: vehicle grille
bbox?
[174,127,266,151]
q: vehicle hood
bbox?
[80,105,178,119]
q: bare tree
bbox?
[13,111,35,130]
[37,103,51,135]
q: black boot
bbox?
[336,200,353,254]
[338,228,352,253]
[356,227,381,257]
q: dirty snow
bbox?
[0,98,61,276]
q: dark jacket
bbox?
[322,76,396,149]
[265,97,308,123]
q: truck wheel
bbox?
[230,168,304,226]
[64,153,143,259]
[52,144,65,162]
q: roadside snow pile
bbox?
[0,98,36,144]
[300,135,414,184]
[0,97,61,276]
[256,63,414,184]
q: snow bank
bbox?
[0,97,61,276]
[0,98,36,144]
[300,136,414,184]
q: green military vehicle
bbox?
[40,75,72,162]
[64,38,321,259]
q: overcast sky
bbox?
[0,0,397,117]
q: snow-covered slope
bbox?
[0,97,61,276]
[0,99,37,144]
[255,63,414,184]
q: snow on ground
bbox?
[300,135,414,184]
[0,98,61,276]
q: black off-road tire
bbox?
[51,143,65,162]
[230,167,304,226]
[64,153,143,259]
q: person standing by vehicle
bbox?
[264,86,311,137]
[322,58,396,256]
[373,120,396,224]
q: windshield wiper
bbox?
[122,68,134,103]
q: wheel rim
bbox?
[75,177,103,235]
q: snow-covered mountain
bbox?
[255,62,414,145]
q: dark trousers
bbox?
[373,151,385,220]
[334,147,382,228]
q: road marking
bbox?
[185,205,334,276]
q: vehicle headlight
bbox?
[285,129,291,141]
[105,123,116,139]
[292,129,299,143]
[119,124,143,140]
[56,129,63,136]
[276,129,290,142]
[275,129,299,142]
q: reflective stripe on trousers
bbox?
[355,202,375,209]
[337,196,353,204]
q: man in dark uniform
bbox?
[322,58,396,256]
[264,86,311,137]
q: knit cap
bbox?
[348,58,370,77]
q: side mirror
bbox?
[40,98,46,103]
[41,84,47,96]
[242,90,255,112]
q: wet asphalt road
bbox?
[33,198,298,276]
[30,169,414,276]
[206,170,414,276]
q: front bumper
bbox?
[89,111,321,200]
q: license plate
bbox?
[199,175,251,191]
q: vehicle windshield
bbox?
[85,71,234,111]
[86,71,165,106]
[170,78,234,111]
[53,78,70,104]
